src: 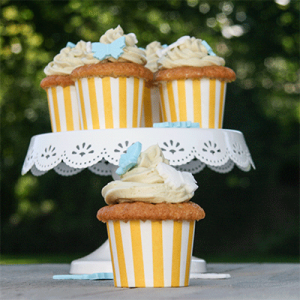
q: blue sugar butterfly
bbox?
[116,142,142,176]
[91,36,126,61]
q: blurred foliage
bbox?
[1,0,299,259]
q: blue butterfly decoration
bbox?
[153,121,200,128]
[116,142,142,176]
[201,40,216,56]
[91,36,126,61]
[66,42,76,48]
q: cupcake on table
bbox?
[155,36,236,128]
[97,142,205,288]
[71,25,153,130]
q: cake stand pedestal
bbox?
[68,240,207,276]
[22,128,254,276]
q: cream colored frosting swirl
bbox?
[145,41,164,72]
[99,25,146,65]
[158,37,225,69]
[44,40,97,76]
[102,145,197,205]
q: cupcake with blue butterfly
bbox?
[71,25,153,130]
[97,142,205,288]
[154,36,236,129]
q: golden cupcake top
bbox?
[154,65,236,82]
[157,36,225,69]
[70,62,153,81]
[101,143,198,205]
[40,74,75,88]
[97,201,205,222]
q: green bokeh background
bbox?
[1,0,299,262]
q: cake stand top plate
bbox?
[22,128,255,177]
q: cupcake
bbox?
[40,41,94,132]
[71,26,153,130]
[155,36,236,128]
[141,41,165,127]
[97,143,205,288]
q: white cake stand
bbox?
[22,128,255,276]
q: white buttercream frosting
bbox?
[102,144,198,205]
[158,36,225,69]
[44,40,98,76]
[99,25,146,65]
[44,25,147,76]
[156,162,198,194]
[145,41,164,72]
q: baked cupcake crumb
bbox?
[71,62,153,82]
[97,201,205,222]
[40,75,75,89]
[155,65,236,82]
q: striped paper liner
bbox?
[107,219,195,288]
[159,78,227,128]
[141,86,163,127]
[46,85,81,132]
[75,77,145,130]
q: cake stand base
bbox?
[69,240,207,277]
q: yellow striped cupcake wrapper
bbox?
[141,86,163,127]
[159,78,227,128]
[46,85,81,132]
[107,219,195,288]
[75,77,145,130]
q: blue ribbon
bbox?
[202,40,216,56]
[153,122,200,128]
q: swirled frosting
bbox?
[99,25,146,65]
[145,41,164,72]
[102,144,198,205]
[158,37,225,69]
[44,40,98,76]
